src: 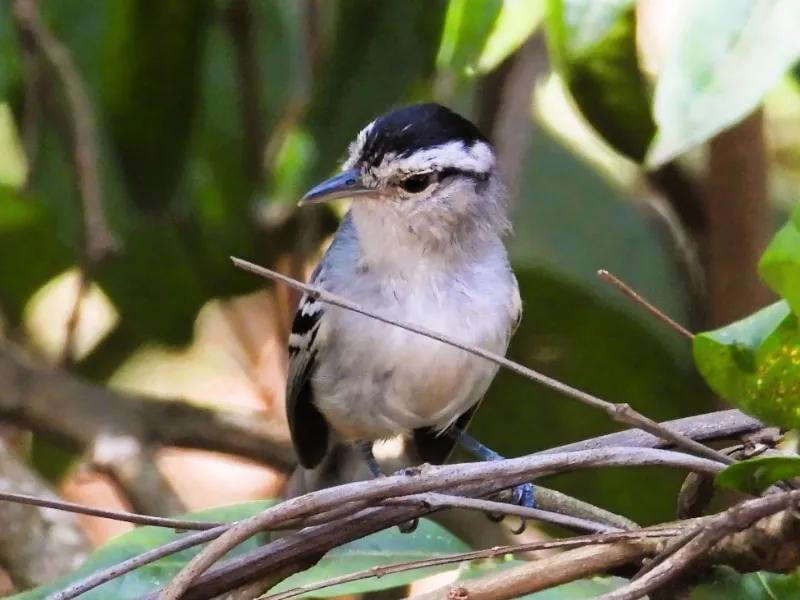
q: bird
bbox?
[286,102,532,510]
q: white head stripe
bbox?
[382,140,495,174]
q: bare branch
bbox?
[12,0,120,264]
[0,444,90,590]
[597,269,694,340]
[155,447,723,599]
[231,257,732,466]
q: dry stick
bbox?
[0,490,222,531]
[12,0,119,263]
[59,270,91,367]
[595,490,800,600]
[41,411,758,600]
[258,528,685,600]
[49,501,375,600]
[384,493,622,534]
[597,270,694,341]
[231,257,730,467]
[156,448,724,600]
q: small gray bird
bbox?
[287,103,531,507]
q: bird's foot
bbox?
[356,441,419,534]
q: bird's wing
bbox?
[286,263,331,469]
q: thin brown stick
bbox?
[59,270,91,367]
[259,528,682,600]
[0,490,220,531]
[597,270,694,340]
[12,0,119,264]
[232,257,729,465]
[595,490,800,600]
[157,447,723,599]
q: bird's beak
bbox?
[298,168,372,205]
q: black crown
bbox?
[357,103,489,167]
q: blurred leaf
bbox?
[10,501,470,600]
[546,0,655,162]
[102,0,212,214]
[437,0,503,75]
[470,125,710,525]
[438,0,544,77]
[647,0,800,167]
[478,0,546,73]
[305,0,447,187]
[0,186,73,324]
[693,301,800,430]
[759,203,800,314]
[716,455,800,494]
[690,566,800,599]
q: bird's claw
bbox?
[398,518,419,534]
[514,482,535,509]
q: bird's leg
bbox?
[355,441,418,534]
[448,427,535,514]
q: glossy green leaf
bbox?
[694,301,800,430]
[691,566,800,599]
[759,203,800,315]
[716,455,800,494]
[478,0,546,73]
[546,0,655,162]
[10,501,469,600]
[647,0,800,167]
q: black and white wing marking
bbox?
[286,264,331,469]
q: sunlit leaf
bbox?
[478,0,546,73]
[437,0,503,74]
[545,0,655,162]
[647,0,800,167]
[693,301,800,430]
[716,455,800,494]
[759,203,800,315]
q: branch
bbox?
[12,0,120,264]
[0,341,295,475]
[0,444,91,590]
[154,447,723,599]
[231,257,732,466]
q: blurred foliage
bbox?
[1,0,800,597]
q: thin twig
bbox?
[595,490,800,600]
[597,270,694,341]
[384,493,622,534]
[12,0,119,264]
[231,257,730,466]
[259,528,683,600]
[157,447,723,599]
[0,490,220,531]
[59,270,91,367]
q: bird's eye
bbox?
[399,173,434,194]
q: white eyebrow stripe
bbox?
[343,119,377,170]
[384,140,495,174]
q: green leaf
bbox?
[691,566,800,599]
[545,0,655,162]
[694,301,800,430]
[647,0,800,167]
[437,0,544,76]
[477,0,546,73]
[716,455,800,494]
[437,0,503,75]
[10,501,469,600]
[760,203,800,314]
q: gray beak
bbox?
[299,168,372,205]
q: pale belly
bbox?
[310,308,507,441]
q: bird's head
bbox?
[300,103,510,243]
